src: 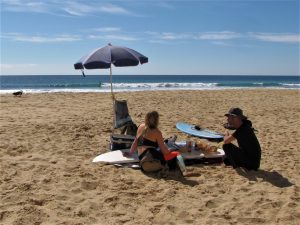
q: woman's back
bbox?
[137,124,159,147]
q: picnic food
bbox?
[196,140,218,153]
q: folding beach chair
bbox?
[113,99,136,134]
[110,99,137,151]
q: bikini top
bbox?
[137,128,159,148]
[137,136,159,148]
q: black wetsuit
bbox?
[223,120,261,170]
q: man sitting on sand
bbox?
[223,107,261,170]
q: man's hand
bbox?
[223,130,235,144]
[224,130,230,137]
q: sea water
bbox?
[0,75,299,94]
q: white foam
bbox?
[1,81,299,94]
[280,83,300,87]
[101,82,219,90]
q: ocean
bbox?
[0,75,299,94]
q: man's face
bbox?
[227,115,241,128]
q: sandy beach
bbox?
[0,89,299,225]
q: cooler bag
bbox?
[110,134,135,151]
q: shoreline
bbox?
[1,87,299,95]
[1,89,299,225]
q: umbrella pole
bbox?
[110,65,115,136]
[110,65,115,100]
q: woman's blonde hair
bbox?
[145,111,159,129]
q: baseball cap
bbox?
[225,107,247,119]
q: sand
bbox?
[0,89,299,225]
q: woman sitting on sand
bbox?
[127,111,180,171]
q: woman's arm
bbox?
[129,137,138,154]
[223,130,235,144]
[128,123,144,154]
[156,130,171,155]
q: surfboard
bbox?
[92,143,225,165]
[176,122,224,140]
[113,163,140,169]
[170,141,225,159]
[92,149,139,164]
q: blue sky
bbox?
[1,0,299,75]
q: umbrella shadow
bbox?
[236,168,294,188]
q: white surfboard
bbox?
[92,149,139,164]
[180,148,224,160]
[92,143,224,165]
[113,163,140,169]
[169,141,225,160]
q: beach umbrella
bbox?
[74,43,148,99]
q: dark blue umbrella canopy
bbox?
[74,43,148,99]
[74,43,148,70]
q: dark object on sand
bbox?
[13,90,23,96]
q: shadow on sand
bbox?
[144,170,199,187]
[236,168,294,188]
[113,163,199,186]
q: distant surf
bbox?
[0,75,299,94]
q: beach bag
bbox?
[140,150,163,172]
[110,134,135,151]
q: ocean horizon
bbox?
[0,75,299,94]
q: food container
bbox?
[186,140,195,152]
